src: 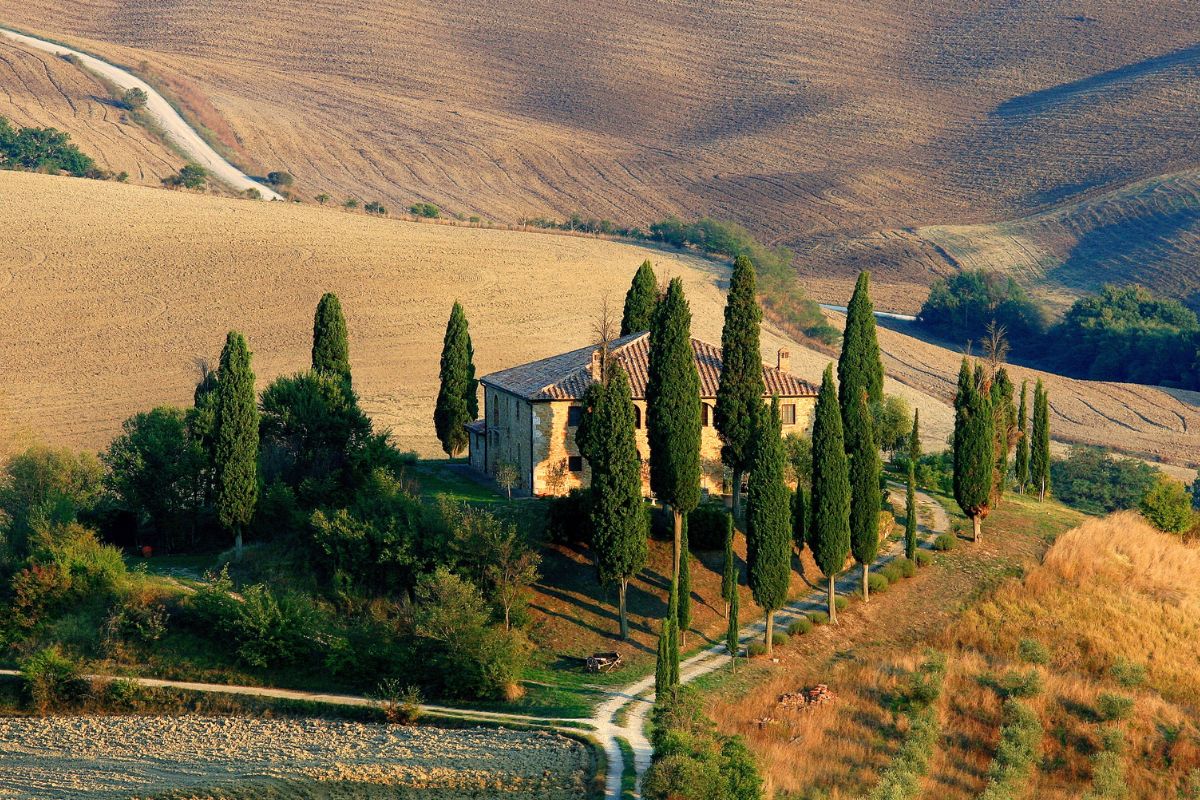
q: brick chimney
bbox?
[590,349,603,381]
[777,348,791,374]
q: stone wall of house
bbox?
[484,386,535,497]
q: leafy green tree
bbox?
[905,410,920,560]
[747,397,792,652]
[163,163,207,189]
[0,446,104,562]
[953,360,994,541]
[991,367,1017,504]
[846,387,881,601]
[213,331,260,557]
[1139,476,1194,533]
[838,272,884,413]
[434,302,478,456]
[121,88,148,110]
[872,394,912,455]
[647,278,702,584]
[1030,380,1051,501]
[259,370,373,506]
[808,365,851,623]
[0,117,95,176]
[919,270,1047,346]
[1050,447,1156,514]
[312,293,351,383]
[621,259,658,335]
[1014,381,1030,492]
[715,255,765,522]
[103,407,206,551]
[720,512,736,619]
[585,364,649,639]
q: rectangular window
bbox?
[701,404,711,427]
[781,403,797,425]
[568,455,584,472]
[567,406,583,427]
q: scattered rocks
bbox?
[777,683,835,710]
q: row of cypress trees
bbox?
[210,292,353,557]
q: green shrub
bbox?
[102,595,168,649]
[265,170,294,187]
[365,200,387,215]
[1096,693,1134,722]
[1109,659,1146,688]
[162,163,207,190]
[410,202,440,218]
[786,618,812,637]
[988,669,1043,699]
[746,641,767,658]
[771,632,789,647]
[868,573,890,594]
[21,646,89,712]
[835,596,848,611]
[933,533,956,551]
[1050,447,1158,515]
[979,700,1043,800]
[102,678,148,711]
[687,502,730,550]
[809,611,829,626]
[882,558,916,583]
[914,551,933,567]
[1018,638,1050,665]
[1139,475,1194,533]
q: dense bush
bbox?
[809,611,829,626]
[987,669,1044,699]
[0,445,105,562]
[1109,658,1146,688]
[919,271,1047,345]
[1017,638,1049,665]
[914,551,932,568]
[545,488,591,543]
[979,700,1043,800]
[21,645,89,712]
[1050,447,1157,515]
[786,618,812,636]
[1095,692,1134,722]
[0,116,96,176]
[933,533,956,552]
[162,163,208,189]
[644,687,763,800]
[410,202,440,218]
[868,573,890,594]
[893,451,953,496]
[688,502,730,550]
[1139,475,1194,534]
[746,641,767,658]
[771,631,789,647]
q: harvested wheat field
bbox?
[0,37,182,186]
[3,1,1199,297]
[0,715,591,799]
[0,170,947,459]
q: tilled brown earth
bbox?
[0,716,591,800]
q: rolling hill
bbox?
[2,1,1199,311]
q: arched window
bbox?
[633,405,642,429]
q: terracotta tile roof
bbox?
[481,332,818,401]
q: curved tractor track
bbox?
[0,26,281,200]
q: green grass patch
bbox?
[616,736,638,799]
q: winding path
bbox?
[0,26,283,200]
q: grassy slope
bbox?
[2,2,1200,308]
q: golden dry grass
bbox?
[3,1,1200,309]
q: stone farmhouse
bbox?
[465,331,818,497]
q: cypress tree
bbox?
[953,360,995,542]
[1031,380,1051,501]
[647,277,702,585]
[720,512,736,619]
[585,364,648,640]
[1014,381,1030,492]
[715,254,765,521]
[655,617,676,698]
[837,272,884,414]
[991,367,1017,505]
[846,387,882,602]
[620,259,658,335]
[677,516,691,639]
[726,578,740,665]
[213,331,259,558]
[747,397,792,654]
[792,485,810,555]
[433,302,478,457]
[311,292,351,383]
[666,580,680,687]
[905,410,920,560]
[808,365,851,624]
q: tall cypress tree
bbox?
[905,410,920,560]
[666,580,680,687]
[585,364,648,640]
[991,367,1017,505]
[312,292,351,383]
[747,397,792,654]
[677,517,691,639]
[837,272,884,414]
[213,331,259,558]
[808,365,851,624]
[846,387,882,601]
[721,512,736,619]
[715,254,765,521]
[792,485,810,555]
[621,260,658,335]
[434,302,478,457]
[726,577,740,665]
[1031,380,1051,501]
[647,278,702,584]
[1014,381,1030,492]
[953,360,995,542]
[655,616,676,698]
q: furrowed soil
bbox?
[0,715,591,799]
[3,2,1200,305]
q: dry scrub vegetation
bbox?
[3,1,1200,307]
[711,509,1200,799]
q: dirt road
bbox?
[0,27,281,200]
